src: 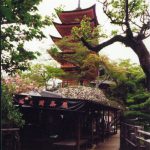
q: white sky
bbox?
[25,0,150,65]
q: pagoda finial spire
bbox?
[77,0,81,10]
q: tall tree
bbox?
[1,0,52,75]
[77,0,150,90]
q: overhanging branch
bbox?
[81,35,125,53]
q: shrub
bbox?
[1,83,25,127]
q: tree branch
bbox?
[125,0,133,37]
[81,35,125,53]
[102,0,125,26]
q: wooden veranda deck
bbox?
[94,130,120,150]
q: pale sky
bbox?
[25,0,150,65]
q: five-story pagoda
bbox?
[50,2,99,86]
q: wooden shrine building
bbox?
[13,86,122,150]
[50,5,98,86]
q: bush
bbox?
[1,83,25,127]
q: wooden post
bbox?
[91,118,94,146]
[76,115,81,150]
[102,108,105,142]
[113,110,116,134]
[116,111,118,134]
[107,110,110,137]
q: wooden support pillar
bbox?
[115,111,118,134]
[107,110,110,138]
[89,112,93,147]
[102,108,105,142]
[113,110,116,134]
[97,110,101,139]
[91,118,93,146]
[76,115,81,150]
[108,110,110,130]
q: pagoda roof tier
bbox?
[61,61,79,71]
[61,62,77,68]
[51,55,73,64]
[51,55,77,67]
[50,35,62,43]
[56,5,98,25]
[50,35,77,51]
[50,35,75,43]
[53,20,97,37]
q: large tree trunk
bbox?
[125,39,150,91]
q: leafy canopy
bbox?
[99,0,150,36]
[1,0,52,75]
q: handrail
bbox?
[138,130,150,136]
[121,122,142,128]
[120,122,150,150]
[1,128,20,131]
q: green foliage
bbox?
[49,46,59,57]
[98,55,127,84]
[1,83,25,127]
[71,16,107,44]
[81,54,100,81]
[125,93,150,130]
[72,16,92,40]
[102,59,149,128]
[55,5,64,15]
[99,0,149,33]
[111,30,119,36]
[128,98,150,110]
[20,64,65,87]
[107,60,145,101]
[118,59,144,81]
[128,92,150,104]
[124,110,150,123]
[97,57,149,128]
[1,0,52,75]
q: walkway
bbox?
[94,131,120,150]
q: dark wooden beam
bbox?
[76,116,81,150]
[102,108,105,142]
[115,111,118,134]
[114,110,116,134]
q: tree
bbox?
[98,55,127,85]
[1,0,52,75]
[97,58,150,129]
[3,74,39,94]
[106,59,145,102]
[20,64,65,89]
[75,0,150,91]
[125,91,150,130]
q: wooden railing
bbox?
[120,122,150,150]
[1,128,20,150]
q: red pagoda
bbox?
[50,4,98,86]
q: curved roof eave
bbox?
[54,4,99,25]
[55,4,99,25]
[52,19,97,37]
[56,4,96,13]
